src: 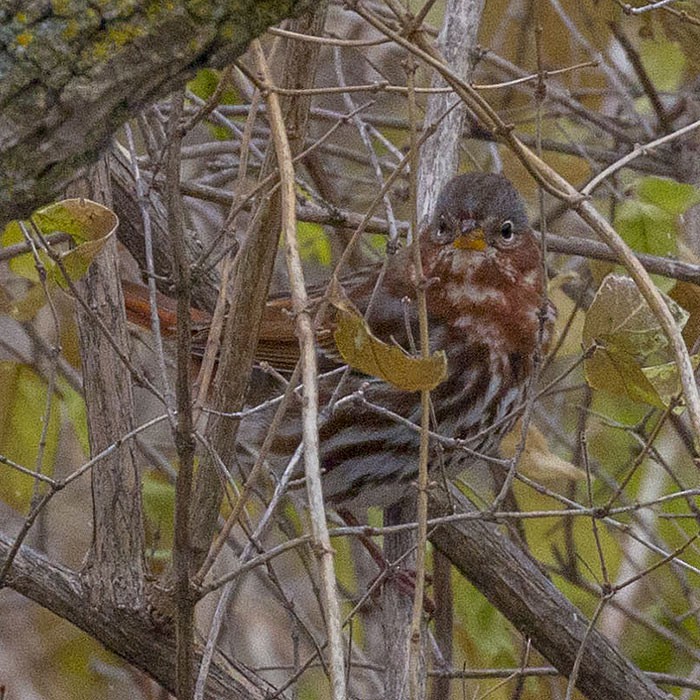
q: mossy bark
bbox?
[0,0,313,225]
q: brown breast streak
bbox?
[419,236,551,459]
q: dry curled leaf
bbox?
[1,199,118,320]
[501,420,585,482]
[329,278,447,392]
[36,199,118,286]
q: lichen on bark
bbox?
[0,0,314,226]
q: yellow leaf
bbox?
[585,344,669,410]
[36,199,118,288]
[501,420,585,482]
[0,199,118,320]
[329,279,447,392]
[0,362,60,510]
[583,274,695,409]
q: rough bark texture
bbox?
[0,0,314,226]
[0,534,268,700]
[71,160,146,608]
[428,490,672,700]
[382,498,425,700]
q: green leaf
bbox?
[453,576,515,660]
[641,359,697,406]
[637,176,700,216]
[142,469,175,559]
[35,199,118,288]
[187,67,238,104]
[143,471,175,530]
[188,67,221,100]
[583,274,687,364]
[612,177,700,293]
[1,220,39,280]
[0,199,118,320]
[585,344,670,410]
[59,377,89,456]
[187,68,239,140]
[615,199,676,260]
[639,38,686,92]
[583,274,695,409]
[297,221,332,267]
[0,362,60,510]
[52,626,116,695]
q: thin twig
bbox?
[251,38,347,700]
[406,55,430,700]
[124,123,175,422]
[609,23,672,133]
[582,117,700,196]
[565,596,610,700]
[167,91,196,700]
[333,47,399,243]
[0,231,70,262]
[268,25,391,46]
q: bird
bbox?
[123,172,555,509]
[238,172,556,508]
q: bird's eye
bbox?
[434,217,451,243]
[499,220,514,241]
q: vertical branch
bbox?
[188,182,280,571]
[72,159,146,606]
[430,551,453,700]
[250,38,347,700]
[167,91,196,700]
[406,55,430,700]
[377,2,487,697]
[383,2,486,697]
[193,5,329,694]
[416,0,486,227]
[382,45,431,699]
[21,222,62,552]
[123,123,175,419]
[189,4,328,573]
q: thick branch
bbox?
[0,0,314,225]
[428,490,670,700]
[0,535,267,700]
[190,8,327,572]
[71,163,146,607]
[416,0,484,224]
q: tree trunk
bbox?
[71,160,146,608]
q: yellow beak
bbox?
[453,227,487,251]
